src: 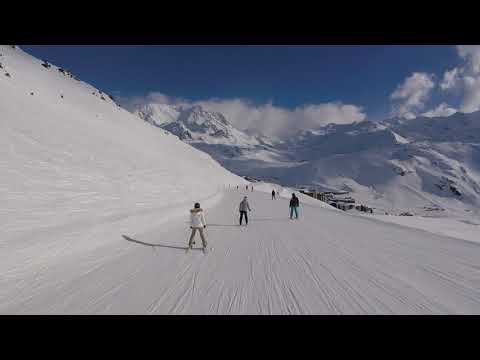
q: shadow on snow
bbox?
[122,235,202,251]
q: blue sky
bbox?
[22,45,478,136]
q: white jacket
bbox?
[190,208,206,228]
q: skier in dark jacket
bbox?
[272,190,276,200]
[289,193,300,219]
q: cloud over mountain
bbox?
[439,45,480,113]
[121,93,366,138]
[390,72,436,119]
[421,102,457,118]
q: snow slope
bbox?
[0,45,246,294]
[371,214,480,244]
[2,189,479,314]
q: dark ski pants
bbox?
[189,227,207,247]
[290,206,299,219]
[239,211,248,225]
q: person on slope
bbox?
[239,196,252,226]
[272,190,276,200]
[188,202,207,251]
[289,193,300,220]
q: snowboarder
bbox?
[187,202,207,252]
[272,190,276,200]
[239,196,252,225]
[289,193,299,220]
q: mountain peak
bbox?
[135,102,260,147]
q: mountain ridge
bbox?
[133,100,480,217]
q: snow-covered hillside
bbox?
[0,45,245,286]
[276,118,480,217]
[134,99,480,217]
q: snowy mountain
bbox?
[135,102,182,127]
[273,116,480,216]
[135,103,263,146]
[134,97,480,216]
[380,112,480,143]
[134,102,288,176]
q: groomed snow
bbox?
[371,214,480,244]
[2,189,480,314]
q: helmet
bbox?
[194,203,200,209]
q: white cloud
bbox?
[439,45,480,113]
[122,93,366,138]
[120,92,184,110]
[400,111,417,120]
[458,46,480,112]
[196,100,366,137]
[390,72,435,118]
[457,45,480,74]
[421,103,457,118]
[440,68,460,90]
[461,75,480,113]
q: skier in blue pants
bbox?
[289,193,299,219]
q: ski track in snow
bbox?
[1,189,480,314]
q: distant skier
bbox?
[237,185,239,190]
[289,193,299,220]
[251,185,253,192]
[239,196,252,225]
[272,190,276,200]
[246,185,249,191]
[187,202,207,252]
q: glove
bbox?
[204,225,206,228]
[190,226,192,229]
